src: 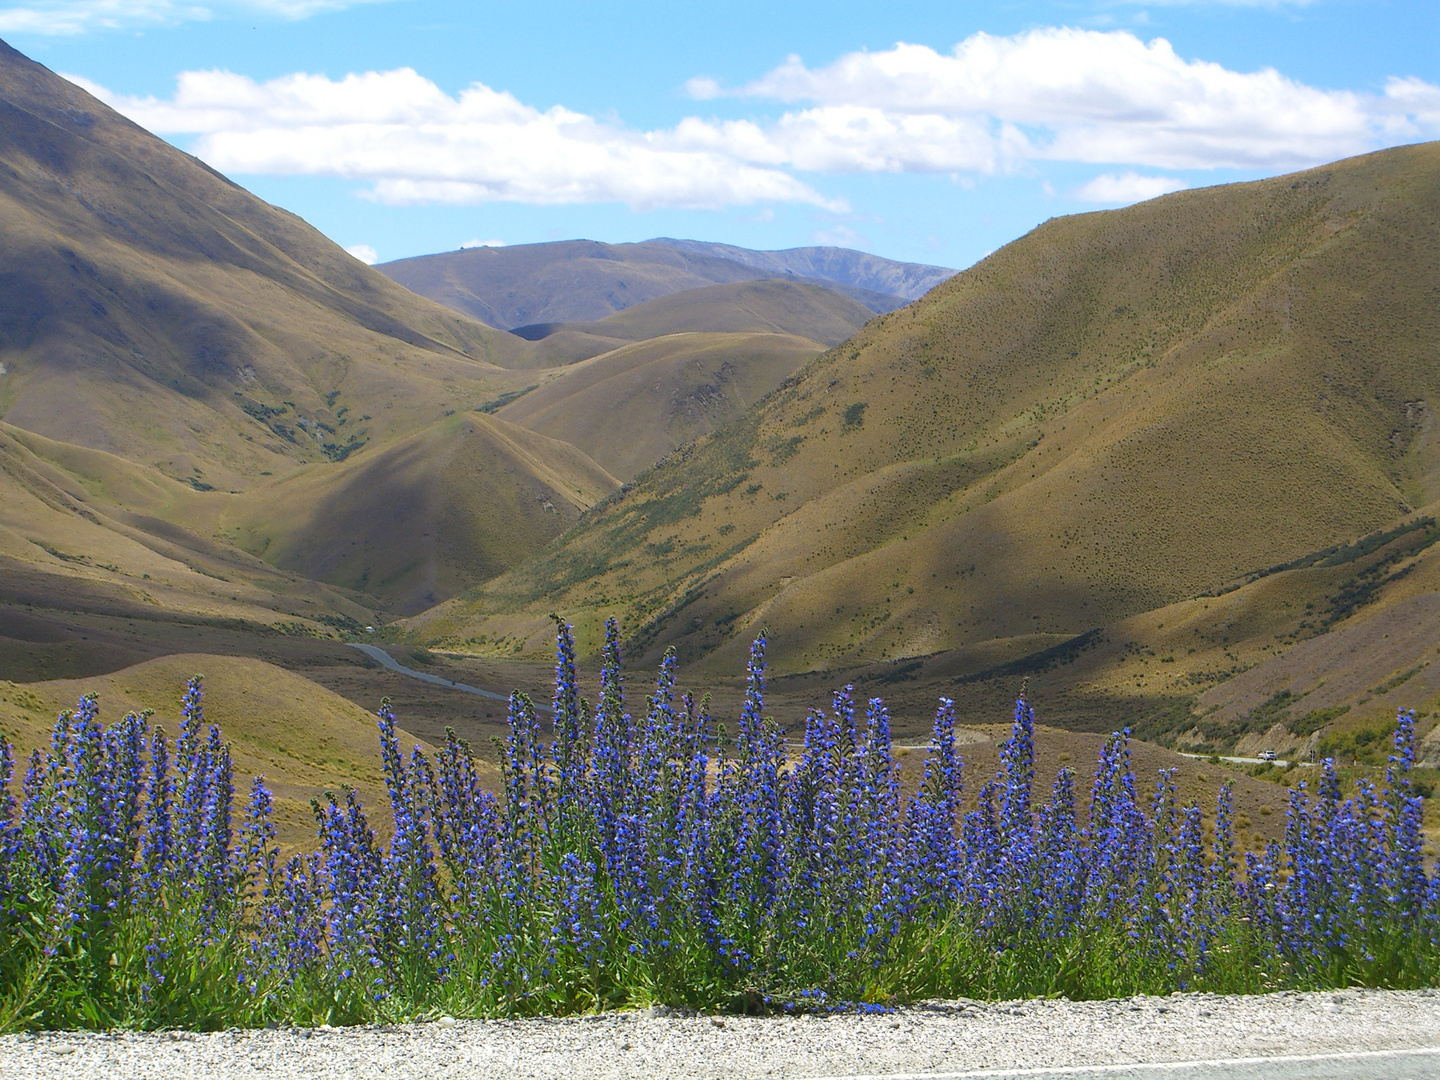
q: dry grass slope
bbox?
[0,653,468,846]
[502,331,834,481]
[220,412,618,614]
[0,420,371,632]
[0,40,532,494]
[411,144,1440,750]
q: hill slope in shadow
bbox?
[515,278,875,355]
[0,39,531,493]
[221,412,619,614]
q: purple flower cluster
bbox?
[2,631,1438,1027]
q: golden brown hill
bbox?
[0,654,470,846]
[496,281,875,480]
[0,39,530,493]
[520,279,874,360]
[0,420,369,634]
[501,331,828,481]
[221,412,619,614]
[411,144,1440,715]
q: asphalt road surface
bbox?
[348,642,553,714]
[815,1047,1440,1079]
[1178,753,1313,769]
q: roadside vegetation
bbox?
[2,622,1438,1032]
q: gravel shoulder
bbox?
[3,989,1438,1080]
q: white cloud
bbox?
[1383,76,1440,136]
[0,0,386,35]
[60,27,1440,214]
[1073,172,1189,204]
[72,68,845,212]
[708,29,1440,173]
[460,238,506,248]
[344,243,378,264]
[669,108,1017,174]
[684,76,722,101]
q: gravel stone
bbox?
[2,989,1439,1079]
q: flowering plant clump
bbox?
[1,619,1438,1030]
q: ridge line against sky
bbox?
[3,0,1436,268]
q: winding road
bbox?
[347,642,553,714]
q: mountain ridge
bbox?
[0,37,531,494]
[644,237,956,302]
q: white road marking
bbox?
[812,1045,1440,1080]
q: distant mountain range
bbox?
[376,239,953,331]
[644,238,957,301]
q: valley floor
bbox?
[2,611,1332,854]
[4,989,1438,1080]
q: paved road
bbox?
[816,1047,1440,1080]
[347,643,553,714]
[1178,752,1313,768]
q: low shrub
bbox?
[1,621,1436,1030]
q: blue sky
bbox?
[3,1,1437,270]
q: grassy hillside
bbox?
[520,279,874,351]
[220,412,618,614]
[0,420,371,631]
[0,653,464,846]
[501,331,828,481]
[411,144,1440,748]
[494,281,875,480]
[0,40,531,494]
